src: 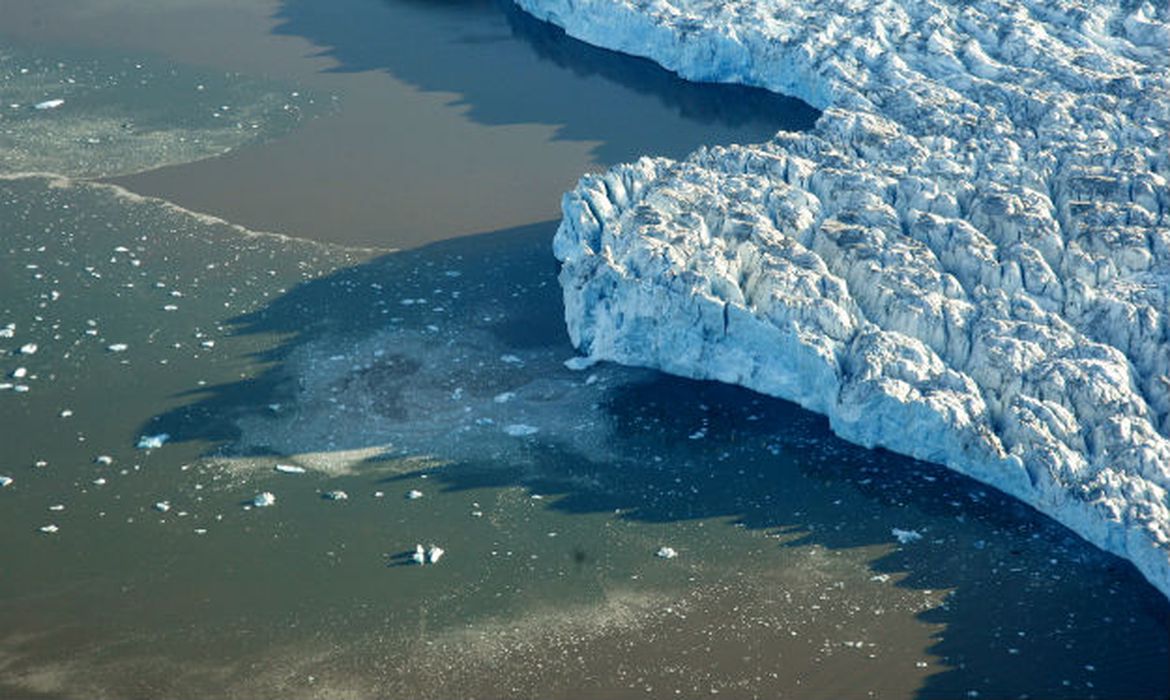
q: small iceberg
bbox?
[656,546,679,559]
[405,489,423,500]
[0,476,13,488]
[34,99,65,110]
[154,501,171,513]
[38,524,59,534]
[411,544,426,565]
[427,545,444,564]
[137,433,169,449]
[892,528,924,544]
[504,424,540,437]
[323,490,349,501]
[252,491,276,508]
[274,464,306,474]
[18,343,37,355]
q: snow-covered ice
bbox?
[517,0,1170,597]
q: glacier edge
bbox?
[514,0,1170,598]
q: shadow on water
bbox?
[143,218,1170,699]
[271,0,819,164]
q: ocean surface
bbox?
[0,1,1166,698]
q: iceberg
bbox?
[515,0,1170,597]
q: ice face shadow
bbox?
[271,0,819,165]
[141,220,1169,700]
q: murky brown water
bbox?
[0,1,1166,699]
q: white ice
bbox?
[516,0,1170,598]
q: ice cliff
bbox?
[512,0,1170,597]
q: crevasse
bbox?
[512,0,1170,597]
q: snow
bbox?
[516,0,1170,598]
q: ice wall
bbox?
[513,0,1170,597]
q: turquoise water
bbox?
[0,2,1167,699]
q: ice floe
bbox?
[136,433,170,449]
[252,492,276,508]
[656,546,679,559]
[517,0,1170,598]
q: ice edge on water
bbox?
[514,0,1170,598]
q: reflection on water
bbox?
[272,0,819,165]
[108,0,819,249]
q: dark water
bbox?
[0,1,1167,699]
[103,0,817,249]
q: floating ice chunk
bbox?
[0,383,12,391]
[200,340,215,349]
[107,343,128,353]
[13,385,29,393]
[34,99,64,110]
[493,391,516,404]
[274,464,306,474]
[563,356,598,371]
[504,424,539,437]
[656,546,679,559]
[48,504,65,512]
[892,529,924,544]
[500,354,524,365]
[406,489,424,500]
[427,545,445,564]
[411,544,426,565]
[18,343,37,355]
[252,491,276,508]
[95,455,113,465]
[154,501,171,513]
[92,477,107,486]
[11,368,28,379]
[39,524,59,534]
[0,324,14,338]
[0,476,13,487]
[136,433,169,449]
[323,490,349,501]
[59,409,73,418]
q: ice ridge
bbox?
[513,0,1170,596]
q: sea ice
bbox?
[892,529,924,544]
[136,433,170,449]
[411,544,427,565]
[517,0,1170,599]
[656,546,679,559]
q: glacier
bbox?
[512,0,1170,597]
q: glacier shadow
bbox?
[140,220,1168,700]
[271,0,819,165]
